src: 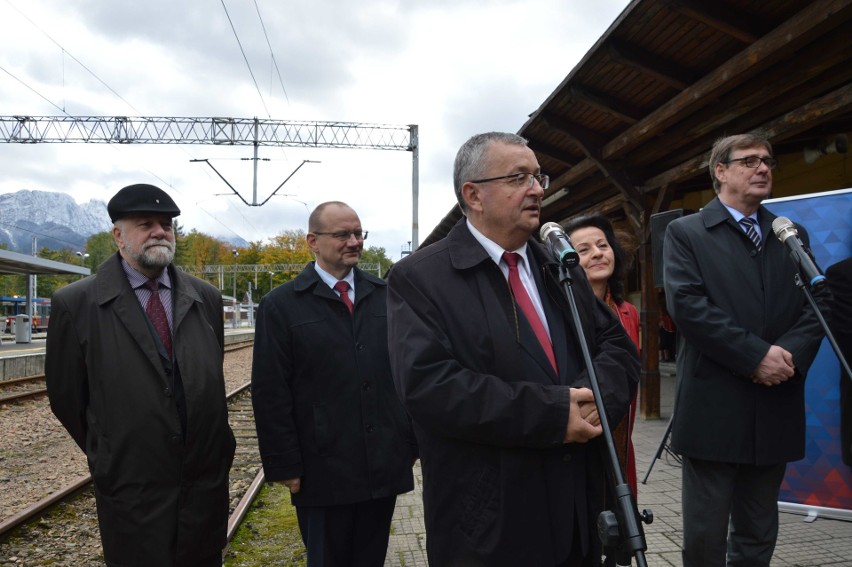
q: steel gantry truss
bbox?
[180,262,382,293]
[0,115,421,247]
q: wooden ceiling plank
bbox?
[541,112,645,216]
[554,0,852,190]
[603,0,852,160]
[527,140,578,167]
[626,37,852,169]
[608,40,692,90]
[569,86,641,124]
[643,81,852,190]
[667,0,764,43]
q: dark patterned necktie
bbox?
[145,279,173,358]
[739,217,762,251]
[502,252,557,373]
[334,280,354,315]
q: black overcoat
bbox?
[251,263,416,506]
[663,198,826,464]
[387,220,639,566]
[45,253,236,566]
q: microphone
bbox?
[771,216,826,289]
[539,222,580,268]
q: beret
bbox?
[107,184,181,222]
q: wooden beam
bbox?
[541,112,645,216]
[569,86,642,125]
[667,0,767,43]
[608,40,693,91]
[624,33,852,168]
[604,0,852,160]
[554,0,852,191]
[643,81,852,190]
[527,140,577,167]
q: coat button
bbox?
[171,435,181,445]
[563,453,572,462]
[164,387,172,396]
[362,381,371,391]
[356,343,366,351]
[366,424,374,433]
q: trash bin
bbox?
[15,314,31,343]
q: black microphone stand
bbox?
[641,413,680,485]
[555,264,652,567]
[795,274,852,382]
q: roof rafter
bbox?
[569,86,642,124]
[551,0,852,191]
[607,39,695,91]
[666,0,767,43]
[541,112,644,215]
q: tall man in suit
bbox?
[387,132,639,566]
[251,201,416,566]
[663,133,826,566]
[46,184,236,566]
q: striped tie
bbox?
[739,217,761,251]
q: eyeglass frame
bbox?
[468,172,550,190]
[723,155,778,170]
[311,230,368,242]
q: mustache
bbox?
[143,239,175,253]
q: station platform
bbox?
[0,327,254,381]
[383,363,852,566]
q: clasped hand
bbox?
[564,387,602,443]
[752,345,795,386]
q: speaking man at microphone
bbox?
[387,131,639,566]
[662,133,827,567]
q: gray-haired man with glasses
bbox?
[252,201,416,566]
[663,133,826,566]
[388,132,639,566]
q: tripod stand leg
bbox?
[641,414,674,484]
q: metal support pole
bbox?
[410,124,419,250]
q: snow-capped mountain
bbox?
[0,190,112,253]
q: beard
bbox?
[125,238,175,270]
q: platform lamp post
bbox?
[232,250,239,329]
[268,271,274,295]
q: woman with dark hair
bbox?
[564,213,640,496]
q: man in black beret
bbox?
[46,183,236,566]
[106,183,182,221]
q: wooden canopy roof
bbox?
[422,0,852,246]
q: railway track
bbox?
[0,340,254,404]
[0,342,263,565]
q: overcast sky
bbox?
[1,0,630,260]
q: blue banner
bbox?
[765,188,852,514]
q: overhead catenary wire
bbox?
[220,0,272,119]
[252,0,290,105]
[1,0,253,244]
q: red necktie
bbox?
[502,252,557,373]
[334,281,354,315]
[145,279,173,358]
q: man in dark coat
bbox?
[663,133,826,567]
[251,201,416,566]
[827,257,852,466]
[46,184,236,567]
[387,132,639,566]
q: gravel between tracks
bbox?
[0,346,254,527]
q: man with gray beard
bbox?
[46,184,236,567]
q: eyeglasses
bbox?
[469,172,550,190]
[723,155,778,170]
[313,230,368,242]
